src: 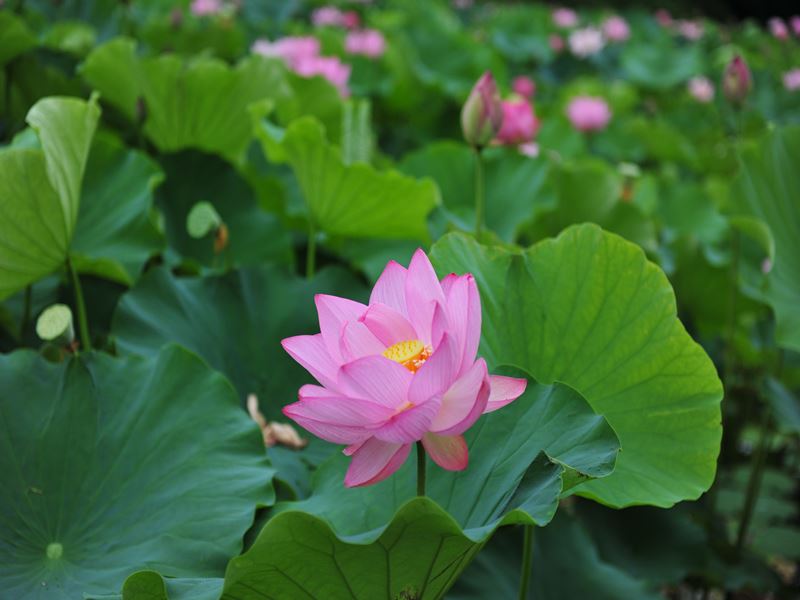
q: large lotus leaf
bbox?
[253,114,438,240]
[0,345,273,599]
[112,265,369,418]
[222,379,619,599]
[0,95,100,299]
[400,141,555,243]
[0,12,37,66]
[80,38,287,163]
[730,126,800,352]
[620,39,703,89]
[70,132,165,285]
[430,224,723,507]
[155,151,292,269]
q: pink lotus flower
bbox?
[496,97,539,146]
[191,0,222,17]
[294,55,352,97]
[549,34,565,53]
[791,16,800,37]
[769,17,789,40]
[251,36,321,68]
[461,72,503,148]
[345,29,386,58]
[677,19,704,40]
[342,10,361,29]
[281,250,528,487]
[688,76,714,103]
[512,76,535,99]
[655,9,673,28]
[312,6,345,27]
[566,96,612,132]
[784,69,800,91]
[569,27,605,57]
[552,7,578,29]
[602,16,630,42]
[722,55,751,106]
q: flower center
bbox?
[382,339,431,372]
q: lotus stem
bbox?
[518,524,534,600]
[306,220,316,280]
[474,147,485,239]
[734,405,771,557]
[66,257,91,352]
[416,440,426,497]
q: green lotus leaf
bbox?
[80,38,287,163]
[222,380,619,599]
[400,142,555,243]
[0,345,273,598]
[0,95,100,299]
[112,265,369,418]
[730,126,800,352]
[70,132,165,285]
[253,113,438,240]
[0,12,37,66]
[430,224,723,507]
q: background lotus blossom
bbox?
[688,76,715,103]
[655,9,673,28]
[281,250,527,487]
[677,20,704,40]
[569,27,605,57]
[722,55,752,105]
[345,29,386,58]
[512,76,535,99]
[566,96,612,132]
[603,16,630,42]
[495,97,539,146]
[792,16,800,36]
[191,0,222,17]
[251,36,351,96]
[769,17,789,40]
[312,6,360,29]
[461,72,504,148]
[784,69,800,91]
[549,34,565,53]
[552,7,578,28]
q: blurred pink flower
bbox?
[603,15,630,42]
[294,55,352,96]
[566,96,612,132]
[655,9,673,28]
[688,76,714,103]
[281,250,528,487]
[512,75,535,99]
[345,29,386,58]
[496,97,539,145]
[251,36,321,68]
[784,69,800,91]
[791,16,800,36]
[552,7,578,28]
[518,142,539,158]
[549,34,565,53]
[722,55,751,105]
[312,6,345,27]
[312,6,360,29]
[769,17,789,40]
[191,0,222,16]
[569,27,605,57]
[678,20,704,40]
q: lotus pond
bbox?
[1,1,799,599]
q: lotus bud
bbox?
[722,55,751,106]
[460,72,503,149]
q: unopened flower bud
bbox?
[461,72,503,148]
[722,55,751,106]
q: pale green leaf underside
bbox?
[253,115,438,240]
[431,223,723,508]
[0,345,273,599]
[0,96,99,299]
